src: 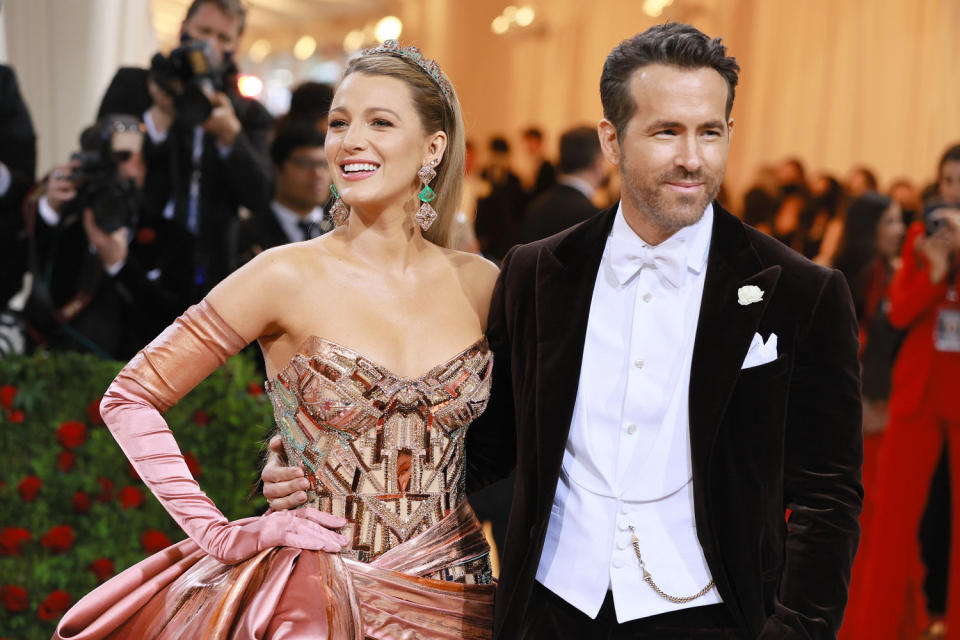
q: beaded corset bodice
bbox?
[264,336,492,569]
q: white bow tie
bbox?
[608,233,688,288]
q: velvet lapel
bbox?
[534,206,617,511]
[688,205,781,484]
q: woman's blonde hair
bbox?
[342,50,465,247]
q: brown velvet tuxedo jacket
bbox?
[466,202,863,639]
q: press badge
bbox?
[935,305,960,352]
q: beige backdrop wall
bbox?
[406,0,960,208]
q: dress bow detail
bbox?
[607,232,688,288]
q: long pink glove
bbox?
[100,300,349,565]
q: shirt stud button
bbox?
[626,423,637,435]
[642,292,652,302]
[634,359,644,369]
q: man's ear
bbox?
[598,119,621,167]
[728,117,734,141]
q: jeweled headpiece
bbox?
[360,40,453,104]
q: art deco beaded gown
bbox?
[54,301,496,640]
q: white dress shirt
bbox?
[270,201,324,242]
[536,202,721,623]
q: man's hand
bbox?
[203,91,241,148]
[262,435,310,511]
[82,209,128,271]
[45,162,79,213]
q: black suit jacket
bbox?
[231,204,294,269]
[97,67,273,292]
[467,203,863,639]
[521,183,598,244]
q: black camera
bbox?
[69,115,143,233]
[149,37,237,127]
[924,202,954,236]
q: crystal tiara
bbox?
[360,40,453,104]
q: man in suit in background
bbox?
[232,124,333,268]
[522,125,606,243]
[468,22,863,639]
[97,0,272,295]
[0,64,37,310]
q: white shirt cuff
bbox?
[216,140,234,158]
[0,162,10,198]
[37,195,61,226]
[104,259,126,277]
[143,109,169,144]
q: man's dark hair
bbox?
[559,126,602,174]
[600,22,740,138]
[522,127,544,140]
[288,82,334,124]
[938,143,960,179]
[185,0,247,34]
[270,124,325,168]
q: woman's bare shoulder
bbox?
[442,248,500,323]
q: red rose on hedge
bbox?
[0,385,15,410]
[57,450,76,472]
[96,477,114,502]
[183,452,203,478]
[1,584,28,612]
[89,557,114,583]
[247,381,264,397]
[8,410,23,423]
[57,420,87,449]
[72,491,91,514]
[37,590,71,620]
[0,528,31,556]
[118,486,145,510]
[41,525,75,553]
[141,529,172,554]
[193,409,211,426]
[17,476,41,502]
[86,396,104,425]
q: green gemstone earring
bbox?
[414,161,439,231]
[329,183,348,226]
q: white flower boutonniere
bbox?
[738,285,764,306]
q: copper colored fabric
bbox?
[55,504,493,639]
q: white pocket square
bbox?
[741,332,778,369]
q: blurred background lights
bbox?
[237,74,263,98]
[343,29,365,53]
[293,35,317,60]
[491,4,537,34]
[515,6,535,26]
[248,39,271,64]
[642,0,674,17]
[374,16,403,43]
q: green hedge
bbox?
[0,350,273,639]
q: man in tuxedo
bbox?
[260,22,862,640]
[466,23,862,638]
[521,125,605,243]
[231,124,333,268]
[97,0,272,295]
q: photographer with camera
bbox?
[96,0,271,295]
[851,142,960,638]
[22,116,194,360]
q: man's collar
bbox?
[558,175,595,200]
[271,200,323,224]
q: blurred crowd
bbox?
[0,0,958,636]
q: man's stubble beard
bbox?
[621,158,724,239]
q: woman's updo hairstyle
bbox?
[343,45,464,247]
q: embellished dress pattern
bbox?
[54,334,495,640]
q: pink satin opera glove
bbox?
[99,300,348,565]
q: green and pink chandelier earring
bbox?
[329,184,349,226]
[415,160,439,231]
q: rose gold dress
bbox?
[55,334,495,640]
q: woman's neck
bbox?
[342,199,431,272]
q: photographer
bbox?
[22,116,194,360]
[97,0,271,294]
[851,143,960,637]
